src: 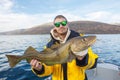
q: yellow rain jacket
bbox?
[32,30,98,80]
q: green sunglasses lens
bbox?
[61,21,67,26]
[54,21,67,27]
[54,22,60,27]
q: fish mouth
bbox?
[88,36,96,46]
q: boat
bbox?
[86,63,120,80]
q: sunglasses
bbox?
[54,21,67,27]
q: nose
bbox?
[59,24,63,28]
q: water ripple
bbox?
[0,34,120,80]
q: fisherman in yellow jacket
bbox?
[30,15,98,80]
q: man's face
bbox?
[54,18,68,34]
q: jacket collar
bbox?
[50,28,71,44]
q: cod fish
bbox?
[6,36,96,68]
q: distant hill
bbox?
[0,21,120,35]
[113,23,120,26]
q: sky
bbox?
[0,0,120,32]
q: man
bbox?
[30,15,98,80]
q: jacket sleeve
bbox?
[76,47,98,70]
[31,63,53,77]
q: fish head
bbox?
[70,36,96,53]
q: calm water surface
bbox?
[0,34,120,80]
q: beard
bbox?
[58,27,68,35]
[59,29,67,35]
[53,28,68,37]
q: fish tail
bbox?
[6,55,22,68]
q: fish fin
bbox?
[50,43,61,50]
[24,46,40,63]
[6,55,21,68]
[42,43,61,54]
[42,48,54,53]
[26,58,31,63]
[67,51,76,62]
[24,46,39,55]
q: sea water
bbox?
[0,34,120,80]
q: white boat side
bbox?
[86,63,120,80]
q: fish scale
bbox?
[6,36,96,68]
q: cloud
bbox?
[0,13,49,32]
[0,8,83,32]
[0,0,120,32]
[83,11,120,23]
[0,0,13,13]
[84,11,111,22]
[111,14,120,23]
[0,10,120,32]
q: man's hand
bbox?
[30,59,42,71]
